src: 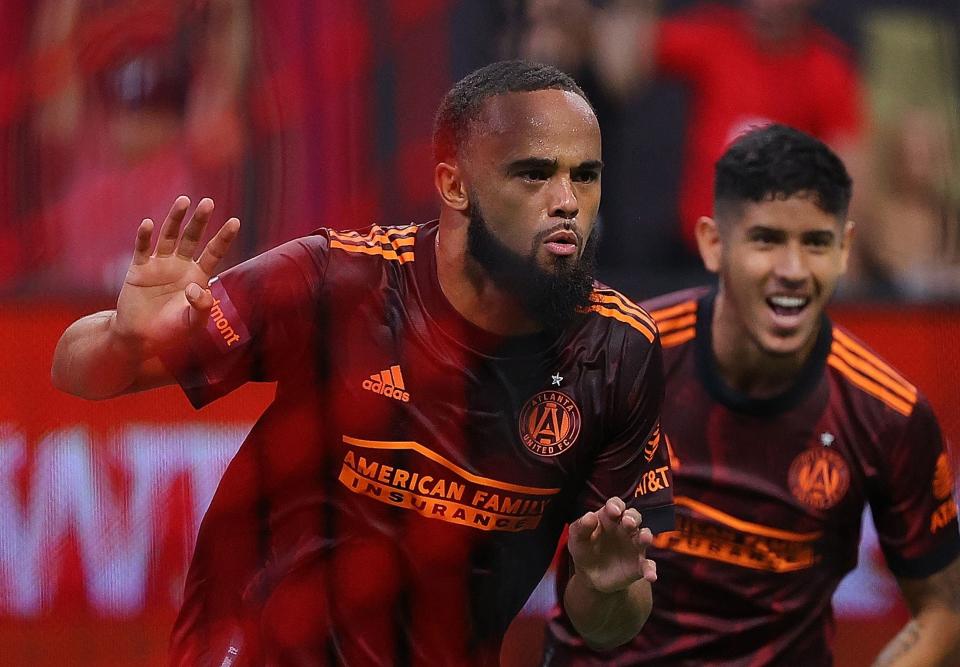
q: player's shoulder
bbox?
[826,323,924,421]
[642,286,710,350]
[306,221,423,284]
[316,221,422,265]
[580,283,659,348]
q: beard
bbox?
[465,197,598,334]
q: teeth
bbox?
[769,296,807,308]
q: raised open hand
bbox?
[114,196,240,355]
[567,497,657,594]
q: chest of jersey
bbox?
[314,291,611,537]
[657,368,868,579]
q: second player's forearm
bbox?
[873,611,960,667]
[563,570,651,650]
[51,310,154,399]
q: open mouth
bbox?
[543,229,579,257]
[766,295,810,318]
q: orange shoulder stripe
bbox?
[329,224,418,237]
[832,328,916,394]
[329,225,418,243]
[328,225,419,263]
[584,305,656,343]
[661,327,695,348]
[330,234,416,248]
[650,300,697,322]
[830,341,917,403]
[329,240,415,263]
[658,313,697,334]
[827,354,914,416]
[592,290,657,330]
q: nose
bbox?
[774,243,810,286]
[548,176,578,220]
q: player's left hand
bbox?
[567,497,656,594]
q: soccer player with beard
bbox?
[51,61,674,666]
[544,125,960,666]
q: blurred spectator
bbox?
[29,0,250,294]
[0,1,35,290]
[244,0,458,254]
[854,108,960,300]
[511,0,866,263]
[849,8,960,301]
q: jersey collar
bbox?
[694,289,832,416]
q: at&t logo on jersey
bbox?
[362,365,411,402]
[519,391,581,457]
[930,452,958,534]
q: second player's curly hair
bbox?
[714,124,853,221]
[432,60,592,164]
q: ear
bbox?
[695,216,723,274]
[839,219,855,273]
[434,161,470,212]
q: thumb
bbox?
[185,282,214,312]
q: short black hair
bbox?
[432,60,592,163]
[714,124,853,223]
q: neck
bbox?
[435,215,542,336]
[710,290,817,399]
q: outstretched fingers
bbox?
[197,217,241,276]
[176,197,215,260]
[154,196,191,256]
[131,219,155,265]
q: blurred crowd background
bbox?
[1,0,958,302]
[0,1,958,665]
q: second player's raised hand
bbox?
[567,497,657,594]
[114,196,240,354]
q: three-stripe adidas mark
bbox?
[361,365,411,402]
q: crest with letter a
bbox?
[788,447,850,510]
[518,391,581,457]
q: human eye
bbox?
[805,232,835,249]
[748,228,780,246]
[518,169,549,182]
[571,169,600,184]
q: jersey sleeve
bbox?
[869,397,960,579]
[572,334,675,534]
[159,233,330,408]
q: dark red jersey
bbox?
[546,287,959,666]
[160,220,674,666]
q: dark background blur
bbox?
[0,1,957,665]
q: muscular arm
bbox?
[873,556,960,667]
[51,310,174,399]
[563,498,657,649]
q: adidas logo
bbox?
[362,365,410,402]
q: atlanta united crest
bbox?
[519,391,581,457]
[788,447,850,510]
